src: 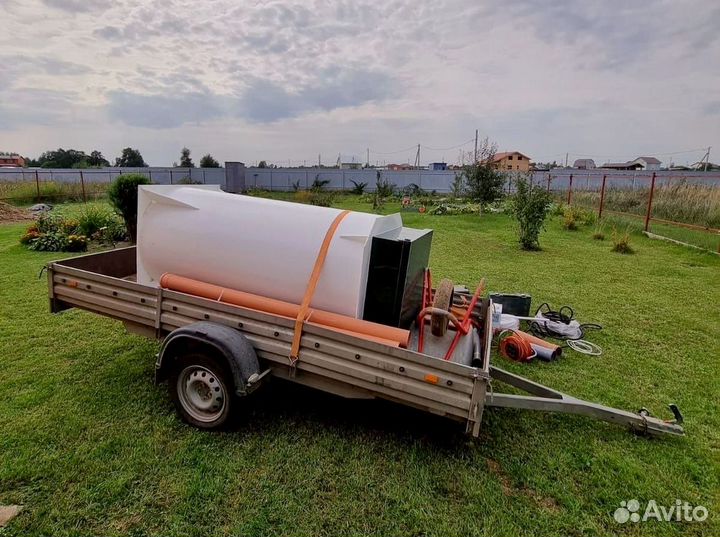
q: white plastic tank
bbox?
[136,185,403,318]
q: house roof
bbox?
[600,162,642,169]
[573,158,595,167]
[634,156,661,164]
[492,151,530,162]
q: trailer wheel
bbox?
[169,353,234,429]
[431,278,454,337]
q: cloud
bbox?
[106,68,397,127]
[0,88,78,129]
[41,0,111,13]
[106,91,223,128]
[702,101,720,116]
[0,0,718,165]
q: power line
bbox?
[368,144,419,156]
[421,138,475,152]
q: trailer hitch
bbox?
[486,366,684,437]
[640,404,684,425]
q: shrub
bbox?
[450,174,466,198]
[375,174,395,198]
[28,232,68,252]
[611,228,635,254]
[36,212,63,234]
[509,174,553,250]
[429,203,481,215]
[462,163,505,205]
[563,211,579,231]
[309,191,335,207]
[108,173,151,242]
[403,183,426,197]
[581,210,597,226]
[65,234,88,252]
[350,180,367,195]
[20,230,40,245]
[550,202,566,217]
[77,205,123,237]
[311,176,330,191]
[61,218,79,235]
[592,230,606,240]
[177,177,202,185]
[291,180,301,192]
[293,191,312,204]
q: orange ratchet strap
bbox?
[289,210,350,364]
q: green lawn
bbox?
[1,196,719,536]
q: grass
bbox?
[0,180,109,205]
[1,195,719,536]
[570,183,720,229]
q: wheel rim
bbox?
[176,365,226,423]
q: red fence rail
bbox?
[559,171,720,252]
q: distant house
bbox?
[573,158,596,170]
[0,154,25,167]
[600,161,643,171]
[428,162,447,171]
[600,156,661,171]
[339,162,362,170]
[491,151,531,172]
[629,156,661,170]
[387,163,413,171]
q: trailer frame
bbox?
[46,246,683,438]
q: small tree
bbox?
[199,153,220,168]
[258,160,268,168]
[87,150,109,167]
[115,147,147,167]
[179,147,194,168]
[450,173,466,198]
[461,138,505,205]
[509,174,552,250]
[108,173,151,242]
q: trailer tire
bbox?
[169,352,235,430]
[431,278,454,337]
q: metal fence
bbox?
[546,171,720,252]
[0,167,226,204]
[2,166,719,251]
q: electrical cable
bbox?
[422,138,475,151]
[368,145,419,156]
[567,339,602,356]
[497,330,536,362]
[528,302,602,341]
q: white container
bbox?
[136,185,402,318]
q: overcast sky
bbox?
[1,0,719,167]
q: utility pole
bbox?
[414,144,421,169]
[474,129,478,163]
[366,148,370,168]
[318,153,321,167]
[705,146,712,171]
[565,152,569,168]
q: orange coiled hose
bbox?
[498,331,536,362]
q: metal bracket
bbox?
[246,368,272,394]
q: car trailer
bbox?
[46,246,684,438]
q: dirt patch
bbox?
[0,202,32,223]
[0,505,23,527]
[486,459,559,512]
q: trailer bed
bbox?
[48,247,491,435]
[47,247,684,438]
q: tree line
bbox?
[19,147,220,169]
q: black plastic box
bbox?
[363,227,433,328]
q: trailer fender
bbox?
[155,321,260,396]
